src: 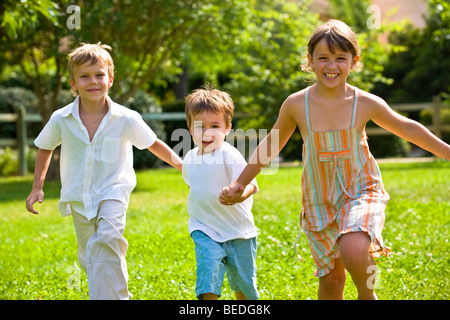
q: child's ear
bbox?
[70,79,77,91]
[108,75,114,88]
[226,123,232,135]
[307,53,314,70]
[351,55,360,70]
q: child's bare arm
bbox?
[219,183,256,205]
[371,99,450,160]
[26,148,53,214]
[147,138,183,171]
[220,96,299,205]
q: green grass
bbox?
[0,161,448,300]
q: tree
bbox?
[223,0,391,127]
[74,0,248,103]
[0,0,59,39]
[223,0,318,130]
[328,0,371,32]
[1,0,250,176]
[1,0,249,117]
[373,0,450,104]
[218,0,393,159]
[1,0,69,124]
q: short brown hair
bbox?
[302,19,362,72]
[68,42,115,83]
[185,84,234,130]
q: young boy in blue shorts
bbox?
[182,85,259,300]
[25,42,182,299]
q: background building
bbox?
[309,0,428,31]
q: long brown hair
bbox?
[302,19,363,72]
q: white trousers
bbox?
[72,200,130,300]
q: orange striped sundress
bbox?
[300,87,391,277]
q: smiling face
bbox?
[70,61,113,103]
[308,37,359,88]
[190,110,231,155]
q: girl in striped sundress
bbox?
[219,19,450,300]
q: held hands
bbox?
[25,189,44,214]
[219,182,245,206]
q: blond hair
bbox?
[67,42,114,83]
[185,84,234,130]
[302,19,363,72]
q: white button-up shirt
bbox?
[34,95,157,220]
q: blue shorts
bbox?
[191,230,259,300]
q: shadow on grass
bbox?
[0,176,61,202]
[378,160,447,172]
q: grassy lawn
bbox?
[0,161,448,300]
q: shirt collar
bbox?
[106,95,123,117]
[60,95,123,118]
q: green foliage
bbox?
[347,30,394,92]
[0,86,38,113]
[373,0,450,103]
[0,86,39,139]
[122,90,166,169]
[0,147,36,176]
[0,161,448,300]
[224,0,318,130]
[219,0,393,160]
[329,0,371,32]
[366,133,411,158]
[211,0,318,160]
[0,0,73,123]
[74,0,248,102]
[327,0,394,92]
[0,147,18,176]
[0,0,60,39]
[420,101,450,143]
[0,0,443,164]
[0,0,250,124]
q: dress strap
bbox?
[305,87,312,131]
[351,88,358,127]
[306,87,358,129]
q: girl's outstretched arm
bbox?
[220,96,299,204]
[370,98,450,160]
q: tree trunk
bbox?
[46,147,61,182]
[174,67,189,99]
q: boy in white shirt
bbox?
[182,85,259,300]
[25,43,182,299]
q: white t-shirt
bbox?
[182,141,258,242]
[34,95,157,220]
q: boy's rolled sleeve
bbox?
[34,115,61,151]
[128,111,157,150]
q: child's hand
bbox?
[26,190,44,214]
[219,183,245,205]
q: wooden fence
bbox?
[0,97,448,175]
[365,96,449,138]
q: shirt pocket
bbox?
[101,136,121,163]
